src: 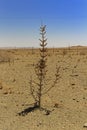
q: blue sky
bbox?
[0,0,87,47]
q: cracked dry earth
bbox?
[0,47,87,130]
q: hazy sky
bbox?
[0,0,87,47]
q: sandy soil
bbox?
[0,46,87,130]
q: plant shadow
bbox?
[18,104,39,116]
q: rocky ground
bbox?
[0,46,87,130]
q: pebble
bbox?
[83,123,87,128]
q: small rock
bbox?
[9,90,13,94]
[83,123,87,128]
[12,79,16,82]
[37,121,42,127]
[71,83,75,86]
[54,103,59,108]
[3,89,13,94]
[83,97,86,99]
[73,98,76,100]
[3,91,8,94]
[45,110,51,115]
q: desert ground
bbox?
[0,46,87,130]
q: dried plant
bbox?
[30,25,60,111]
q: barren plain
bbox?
[0,46,87,130]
